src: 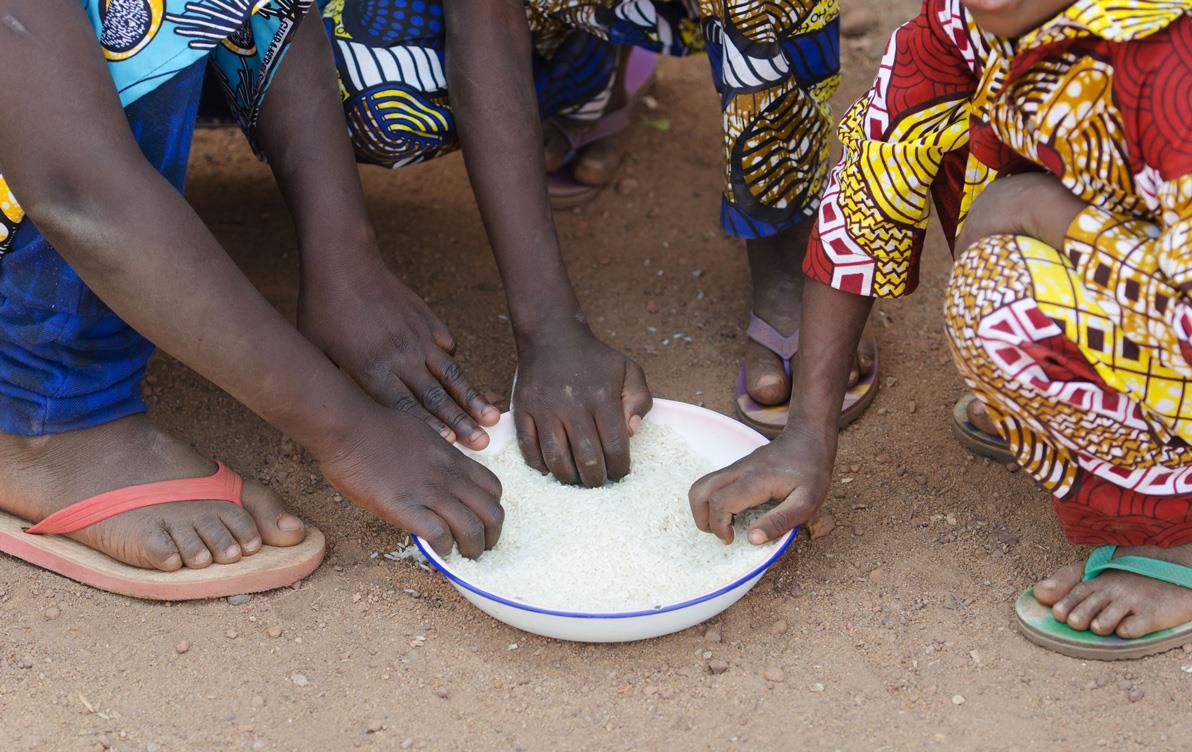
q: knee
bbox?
[944,234,1036,341]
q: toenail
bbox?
[244,538,261,553]
[1038,579,1056,590]
[277,514,303,532]
[195,550,211,563]
[225,546,241,559]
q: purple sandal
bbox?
[547,47,658,208]
[734,314,880,438]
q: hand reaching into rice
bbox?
[688,422,834,545]
[512,324,652,487]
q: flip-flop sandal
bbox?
[547,47,658,209]
[951,394,1015,463]
[734,313,880,438]
[1015,545,1192,660]
[0,462,325,601]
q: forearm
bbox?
[787,279,873,432]
[0,1,367,457]
[254,10,377,279]
[443,0,582,341]
[27,166,367,456]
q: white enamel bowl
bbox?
[414,399,797,643]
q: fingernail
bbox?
[628,415,642,435]
[277,514,304,532]
[482,406,501,423]
[748,529,767,545]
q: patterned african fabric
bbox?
[819,0,1192,546]
[321,0,840,239]
[0,0,313,258]
[947,230,1192,547]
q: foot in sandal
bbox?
[735,226,878,437]
[0,415,305,572]
[1033,544,1192,639]
[542,47,657,208]
[1014,544,1192,659]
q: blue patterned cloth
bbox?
[323,0,840,239]
[0,1,311,435]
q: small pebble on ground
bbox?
[174,641,189,655]
[763,668,786,683]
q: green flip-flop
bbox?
[1015,545,1192,660]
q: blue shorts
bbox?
[0,61,204,436]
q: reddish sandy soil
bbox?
[4,5,1192,750]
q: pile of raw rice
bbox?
[443,421,781,612]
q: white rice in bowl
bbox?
[443,420,781,613]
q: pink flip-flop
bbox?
[547,47,658,208]
[0,462,325,600]
[734,314,879,438]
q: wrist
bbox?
[298,228,382,287]
[512,306,589,349]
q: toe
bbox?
[218,504,263,556]
[1117,613,1154,640]
[1065,590,1110,631]
[572,138,622,186]
[1052,580,1095,621]
[1090,600,1132,636]
[135,523,184,572]
[241,483,306,548]
[1033,563,1084,605]
[194,515,243,564]
[166,521,214,569]
[966,397,1000,436]
[744,343,791,406]
[543,123,571,173]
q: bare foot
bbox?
[966,396,1001,436]
[0,415,305,571]
[1033,544,1192,638]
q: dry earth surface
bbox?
[3,4,1191,750]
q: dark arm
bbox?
[253,12,499,449]
[0,0,503,558]
[442,0,652,486]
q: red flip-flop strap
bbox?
[24,462,245,536]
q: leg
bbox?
[945,234,1192,638]
[743,223,875,406]
[0,278,306,571]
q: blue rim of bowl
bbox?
[412,527,797,620]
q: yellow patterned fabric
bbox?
[817,0,1192,544]
[805,0,1192,298]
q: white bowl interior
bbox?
[415,399,794,642]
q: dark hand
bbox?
[956,172,1088,253]
[513,324,652,486]
[688,423,835,545]
[298,251,499,450]
[316,405,503,559]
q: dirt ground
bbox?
[4,6,1192,751]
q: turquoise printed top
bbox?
[0,0,312,255]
